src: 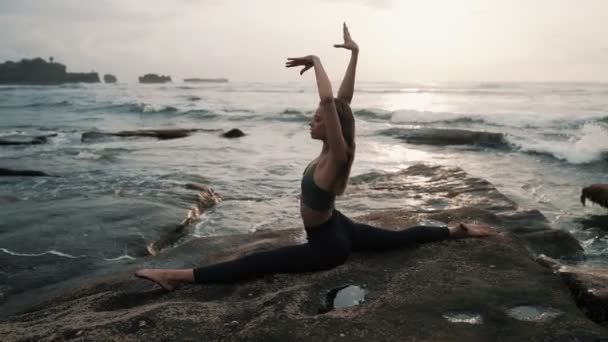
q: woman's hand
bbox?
[334,22,358,52]
[285,55,318,75]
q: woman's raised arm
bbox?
[286,55,348,162]
[334,23,359,104]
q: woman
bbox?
[135,23,494,291]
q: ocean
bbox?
[1,81,607,305]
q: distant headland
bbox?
[0,57,100,84]
[103,74,117,83]
[0,57,229,85]
[139,74,171,84]
[184,78,228,83]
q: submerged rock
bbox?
[183,78,228,83]
[381,128,507,147]
[0,58,99,84]
[0,133,57,145]
[221,128,245,138]
[146,185,221,256]
[581,184,608,209]
[0,168,53,177]
[82,129,199,142]
[537,254,608,326]
[138,74,171,84]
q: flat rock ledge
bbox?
[1,164,606,341]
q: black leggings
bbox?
[193,210,450,283]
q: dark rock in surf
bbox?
[0,168,53,177]
[103,74,117,83]
[82,129,198,142]
[138,74,171,84]
[385,128,506,147]
[537,254,608,326]
[581,184,608,209]
[146,185,221,256]
[222,128,245,138]
[183,78,228,83]
[0,133,57,145]
[0,195,19,204]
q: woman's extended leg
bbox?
[136,236,350,290]
[348,219,494,252]
[349,222,450,252]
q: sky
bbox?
[1,0,607,83]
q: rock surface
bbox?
[0,168,53,177]
[0,133,57,145]
[183,78,228,83]
[0,164,606,341]
[81,129,207,142]
[581,184,608,209]
[139,74,171,84]
[147,185,221,256]
[537,255,608,326]
[222,128,246,138]
[379,128,507,147]
[0,58,99,84]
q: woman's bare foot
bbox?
[449,223,496,239]
[134,269,180,291]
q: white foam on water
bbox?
[511,123,608,164]
[0,248,83,259]
[103,254,136,261]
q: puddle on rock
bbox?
[442,311,483,324]
[506,305,563,322]
[419,219,448,228]
[319,285,366,314]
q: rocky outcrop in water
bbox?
[82,129,200,142]
[103,74,117,83]
[0,168,53,177]
[0,58,100,84]
[380,128,507,147]
[222,128,246,138]
[0,133,57,145]
[0,165,605,341]
[537,254,608,326]
[183,78,228,83]
[138,74,171,84]
[581,184,608,209]
[146,185,221,256]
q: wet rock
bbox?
[82,129,199,142]
[0,195,19,204]
[2,220,606,341]
[505,305,563,322]
[518,230,583,259]
[1,165,606,341]
[536,254,608,326]
[381,128,507,147]
[146,186,221,256]
[319,284,366,314]
[222,128,245,138]
[442,311,483,324]
[0,133,57,145]
[0,168,53,177]
[581,184,608,209]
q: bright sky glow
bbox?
[1,0,607,82]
